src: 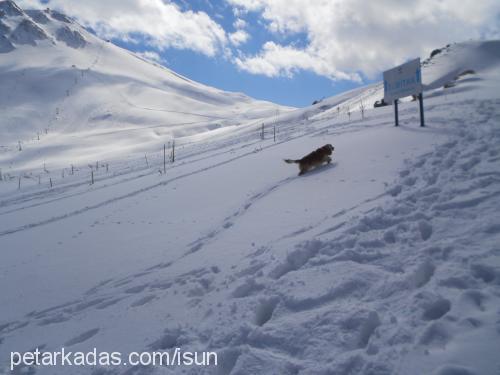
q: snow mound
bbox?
[423,40,500,90]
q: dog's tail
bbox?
[284,159,300,164]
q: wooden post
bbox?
[419,93,425,127]
[18,176,21,190]
[71,164,74,175]
[273,125,276,142]
[144,154,149,168]
[106,163,109,173]
[171,140,175,163]
[394,99,399,127]
[163,144,166,174]
[261,124,264,140]
[91,171,94,185]
[49,178,53,188]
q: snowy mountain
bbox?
[1,2,500,374]
[0,0,288,172]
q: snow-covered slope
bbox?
[303,40,500,125]
[0,0,289,172]
[1,4,500,373]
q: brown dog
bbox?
[284,144,334,175]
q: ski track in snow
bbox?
[0,108,396,237]
[1,97,499,374]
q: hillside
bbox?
[0,0,289,172]
[1,2,500,374]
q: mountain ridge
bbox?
[0,0,289,164]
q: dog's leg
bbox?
[298,164,309,175]
[326,156,332,164]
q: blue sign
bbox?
[383,58,422,102]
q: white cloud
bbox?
[229,0,265,12]
[18,0,228,56]
[233,18,247,29]
[229,29,250,46]
[228,0,500,80]
[134,50,166,65]
[235,41,360,81]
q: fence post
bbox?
[171,140,175,163]
[163,144,166,173]
[394,99,399,127]
[18,176,21,190]
[91,170,94,185]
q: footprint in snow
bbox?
[130,295,156,307]
[125,284,148,294]
[64,328,99,346]
[418,220,433,241]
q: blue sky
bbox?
[107,0,371,108]
[19,0,500,108]
[113,36,365,109]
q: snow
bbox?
[1,2,500,374]
[0,2,289,174]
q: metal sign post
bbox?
[383,58,424,127]
[418,93,425,127]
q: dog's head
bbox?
[324,144,334,154]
